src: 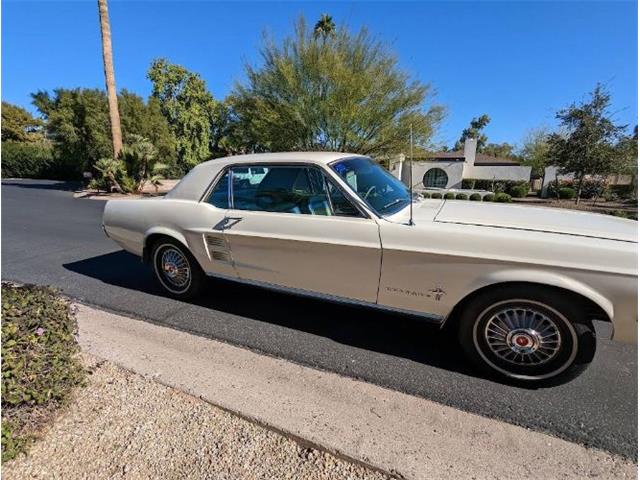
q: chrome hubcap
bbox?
[484,307,561,366]
[160,248,190,289]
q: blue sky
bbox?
[3,1,637,148]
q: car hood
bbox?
[433,200,638,243]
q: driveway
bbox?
[1,179,637,458]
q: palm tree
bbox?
[314,14,336,42]
[97,0,123,163]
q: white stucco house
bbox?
[389,139,532,189]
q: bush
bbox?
[483,193,495,202]
[607,184,636,201]
[580,178,606,199]
[508,182,530,198]
[421,192,431,199]
[558,187,576,199]
[430,192,442,199]
[469,193,481,201]
[460,179,476,189]
[444,192,455,200]
[494,193,512,203]
[1,141,55,179]
[1,284,85,461]
[455,193,468,200]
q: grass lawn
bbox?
[1,283,85,462]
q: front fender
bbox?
[466,268,614,321]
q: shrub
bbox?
[508,181,530,198]
[494,193,512,203]
[606,184,636,201]
[1,284,85,461]
[455,193,468,200]
[580,178,606,199]
[558,187,576,199]
[444,192,455,200]
[430,192,443,199]
[461,179,476,189]
[91,135,168,194]
[421,192,431,199]
[483,193,495,202]
[469,193,481,201]
[1,141,56,179]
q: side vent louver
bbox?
[205,235,231,263]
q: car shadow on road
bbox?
[63,250,475,377]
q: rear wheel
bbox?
[152,238,205,300]
[457,286,596,385]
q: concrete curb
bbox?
[75,303,636,480]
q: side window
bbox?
[230,165,332,216]
[326,180,363,217]
[207,170,229,209]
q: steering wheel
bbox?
[363,185,377,201]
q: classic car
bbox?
[102,152,638,384]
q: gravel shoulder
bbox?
[2,354,389,480]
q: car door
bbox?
[221,164,382,303]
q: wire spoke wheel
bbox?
[154,244,192,294]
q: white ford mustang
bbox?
[103,152,638,384]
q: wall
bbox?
[403,161,465,189]
[464,165,532,182]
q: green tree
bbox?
[613,125,638,199]
[314,14,336,41]
[118,90,177,170]
[230,16,443,157]
[519,128,550,178]
[547,84,625,204]
[454,114,490,150]
[32,88,179,179]
[1,102,44,142]
[482,142,517,159]
[147,58,215,172]
[32,88,112,177]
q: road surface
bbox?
[2,179,637,458]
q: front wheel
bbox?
[457,286,596,386]
[152,238,206,300]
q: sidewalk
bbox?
[28,304,639,479]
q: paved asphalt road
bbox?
[2,179,637,459]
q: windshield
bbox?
[331,157,411,215]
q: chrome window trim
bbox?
[201,161,372,219]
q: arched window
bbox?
[423,168,448,188]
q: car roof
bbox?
[199,151,363,167]
[165,152,367,201]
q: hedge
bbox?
[431,192,443,199]
[444,192,455,199]
[455,193,468,200]
[547,178,606,199]
[1,142,56,179]
[461,179,530,195]
[469,193,481,201]
[558,187,576,199]
[483,193,495,202]
[494,193,512,203]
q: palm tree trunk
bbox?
[97,0,123,160]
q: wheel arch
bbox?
[142,228,189,264]
[443,277,613,330]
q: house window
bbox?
[423,168,448,188]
